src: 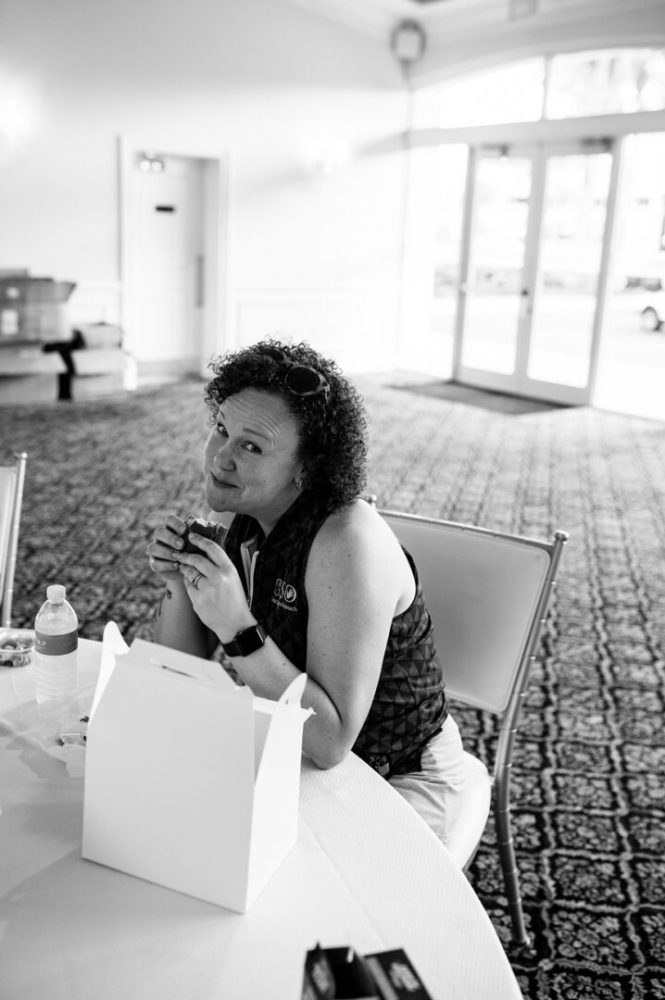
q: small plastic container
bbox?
[0,628,35,668]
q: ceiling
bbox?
[284,0,509,40]
[283,0,658,43]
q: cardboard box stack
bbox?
[0,273,76,343]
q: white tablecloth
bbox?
[0,639,522,1000]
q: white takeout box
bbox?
[82,622,312,912]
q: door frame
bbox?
[118,134,230,379]
[453,138,618,406]
[410,107,665,404]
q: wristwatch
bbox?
[221,624,267,658]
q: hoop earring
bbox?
[294,478,303,491]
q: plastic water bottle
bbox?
[34,584,79,703]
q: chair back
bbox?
[0,452,28,628]
[380,510,567,716]
[380,507,567,946]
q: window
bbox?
[413,49,665,129]
[413,59,544,128]
[547,48,665,118]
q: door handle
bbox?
[195,254,205,308]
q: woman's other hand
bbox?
[146,514,189,580]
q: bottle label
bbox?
[35,629,78,656]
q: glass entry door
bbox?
[458,149,534,381]
[455,141,614,404]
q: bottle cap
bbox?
[46,584,66,602]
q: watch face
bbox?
[225,625,266,657]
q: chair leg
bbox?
[495,800,531,949]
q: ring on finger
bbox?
[191,570,203,589]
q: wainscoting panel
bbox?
[68,281,122,327]
[229,286,400,374]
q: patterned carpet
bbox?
[2,376,665,1000]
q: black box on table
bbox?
[302,945,432,1000]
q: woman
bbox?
[147,339,466,845]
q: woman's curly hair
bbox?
[204,338,368,514]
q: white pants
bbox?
[389,714,467,849]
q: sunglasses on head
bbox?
[260,345,330,401]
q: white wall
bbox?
[0,0,408,373]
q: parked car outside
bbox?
[621,276,665,332]
[639,289,665,331]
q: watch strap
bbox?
[221,624,267,658]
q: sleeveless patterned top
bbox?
[223,494,447,777]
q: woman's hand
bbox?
[176,534,255,643]
[146,514,189,582]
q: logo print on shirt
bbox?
[274,578,297,604]
[272,578,298,612]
